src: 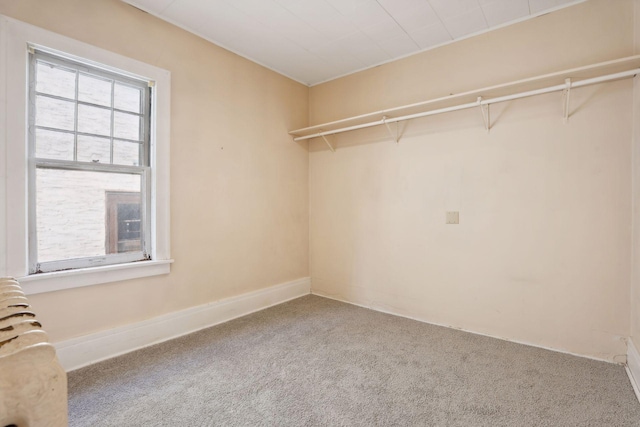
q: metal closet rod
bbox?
[293,68,640,142]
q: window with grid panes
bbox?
[29,49,152,273]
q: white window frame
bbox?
[0,15,172,295]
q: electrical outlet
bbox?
[446,211,459,224]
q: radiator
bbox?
[0,277,67,427]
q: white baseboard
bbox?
[311,290,619,364]
[627,339,640,403]
[55,277,311,372]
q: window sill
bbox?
[18,259,173,295]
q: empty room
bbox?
[3,0,640,425]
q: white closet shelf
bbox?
[289,55,640,144]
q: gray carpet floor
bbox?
[68,295,640,426]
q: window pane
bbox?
[35,129,74,161]
[36,95,75,131]
[78,73,112,107]
[114,83,142,113]
[113,140,140,166]
[36,169,141,263]
[114,112,141,140]
[78,104,111,136]
[105,192,142,254]
[77,135,111,163]
[36,62,76,99]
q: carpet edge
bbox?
[627,339,640,403]
[55,277,311,371]
[311,289,620,365]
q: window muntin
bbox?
[28,49,152,274]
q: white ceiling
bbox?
[123,0,586,86]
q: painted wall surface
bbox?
[309,0,634,361]
[0,0,309,342]
[632,0,640,349]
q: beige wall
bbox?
[309,0,634,361]
[633,0,640,347]
[0,0,309,342]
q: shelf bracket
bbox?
[319,131,335,152]
[478,97,490,133]
[382,116,400,144]
[562,78,572,123]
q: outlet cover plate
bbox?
[446,211,459,224]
